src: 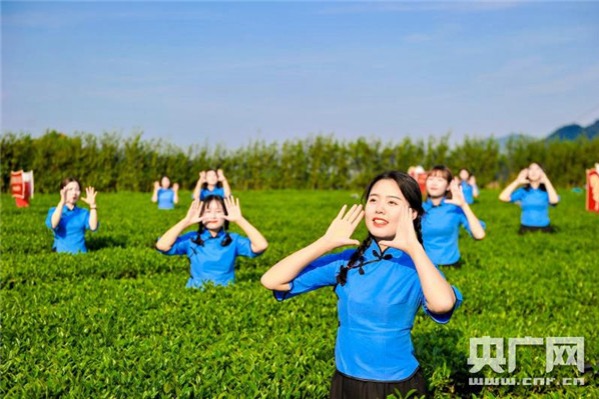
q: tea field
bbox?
[1,189,597,398]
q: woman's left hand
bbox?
[81,187,97,207]
[222,195,242,222]
[379,204,419,253]
[445,180,466,207]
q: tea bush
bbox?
[1,189,597,398]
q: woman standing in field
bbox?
[261,171,461,398]
[156,195,268,288]
[422,165,486,268]
[151,176,179,210]
[192,169,231,201]
[45,177,98,254]
[457,168,479,205]
[499,162,559,233]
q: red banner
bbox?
[10,170,34,207]
[408,166,427,198]
[587,168,599,213]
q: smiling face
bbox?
[426,170,450,199]
[160,176,171,189]
[364,178,412,241]
[459,169,470,181]
[201,198,226,231]
[206,170,218,186]
[527,163,543,182]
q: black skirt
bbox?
[518,224,556,234]
[329,369,429,399]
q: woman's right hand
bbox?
[321,204,364,248]
[59,186,68,204]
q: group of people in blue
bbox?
[45,162,559,398]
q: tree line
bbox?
[1,130,597,193]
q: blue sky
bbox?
[2,1,598,149]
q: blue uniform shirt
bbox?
[461,181,476,205]
[510,187,553,227]
[274,240,462,382]
[45,205,97,253]
[157,188,175,209]
[422,198,485,266]
[200,187,225,201]
[159,229,261,288]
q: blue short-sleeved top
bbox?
[510,187,553,227]
[45,205,96,253]
[274,240,462,382]
[200,187,225,201]
[422,198,485,265]
[157,188,175,209]
[158,229,261,287]
[461,181,476,204]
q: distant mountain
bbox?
[546,119,599,141]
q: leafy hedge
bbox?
[2,130,598,193]
[1,189,597,398]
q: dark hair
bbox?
[426,165,454,200]
[524,184,548,192]
[201,169,223,190]
[337,171,425,285]
[192,195,232,247]
[459,168,471,178]
[60,177,81,190]
[524,162,548,192]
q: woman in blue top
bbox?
[192,169,231,201]
[422,165,486,267]
[458,168,479,205]
[499,162,559,233]
[156,195,268,288]
[261,171,462,399]
[152,176,179,210]
[45,177,99,253]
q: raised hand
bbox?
[516,168,530,185]
[184,199,205,225]
[379,204,419,253]
[199,171,206,181]
[173,183,179,192]
[445,179,466,207]
[222,195,242,222]
[468,175,477,185]
[217,169,225,181]
[539,169,550,184]
[322,204,364,248]
[81,187,97,207]
[59,186,68,204]
[153,181,160,190]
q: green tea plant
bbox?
[2,131,598,192]
[1,189,597,398]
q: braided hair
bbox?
[192,195,232,247]
[337,171,425,286]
